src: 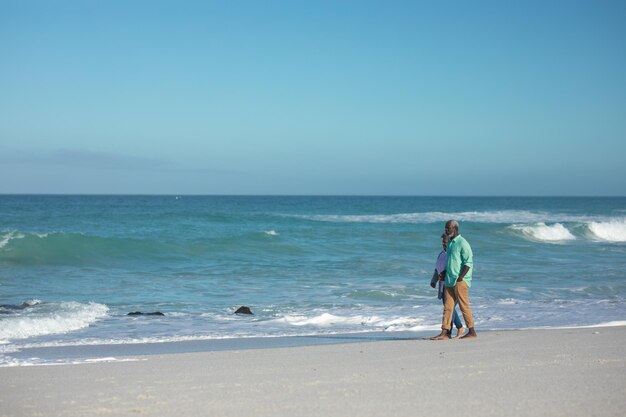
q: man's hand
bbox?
[456,266,470,283]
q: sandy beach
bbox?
[1,326,625,417]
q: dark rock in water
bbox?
[234,306,253,315]
[0,304,28,312]
[127,311,165,316]
[0,300,41,313]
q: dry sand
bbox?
[1,326,625,417]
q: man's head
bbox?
[441,233,449,250]
[445,220,459,239]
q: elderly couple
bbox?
[429,220,477,340]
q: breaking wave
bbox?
[0,301,109,342]
[292,210,613,225]
[509,223,577,243]
[586,221,626,242]
[506,219,626,243]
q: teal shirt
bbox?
[445,235,473,288]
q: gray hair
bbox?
[447,220,459,231]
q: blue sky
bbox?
[1,1,625,195]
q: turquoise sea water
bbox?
[2,195,626,365]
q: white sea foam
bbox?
[83,357,122,363]
[509,223,576,243]
[277,313,377,327]
[591,320,626,327]
[498,298,521,305]
[0,231,25,249]
[273,313,424,331]
[586,220,626,242]
[0,356,144,367]
[292,210,608,225]
[264,230,279,236]
[23,299,43,307]
[0,301,109,342]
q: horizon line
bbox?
[1,193,625,198]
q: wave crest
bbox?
[0,231,25,249]
[509,223,576,243]
[0,231,171,265]
[586,221,626,242]
[0,301,109,342]
[293,210,611,224]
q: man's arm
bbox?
[456,265,470,283]
[457,239,473,282]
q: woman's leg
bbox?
[452,301,465,338]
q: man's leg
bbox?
[452,301,465,338]
[454,281,477,339]
[431,286,456,340]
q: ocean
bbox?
[2,195,626,365]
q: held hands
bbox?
[430,271,438,288]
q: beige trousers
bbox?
[442,280,474,331]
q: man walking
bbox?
[432,220,477,340]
